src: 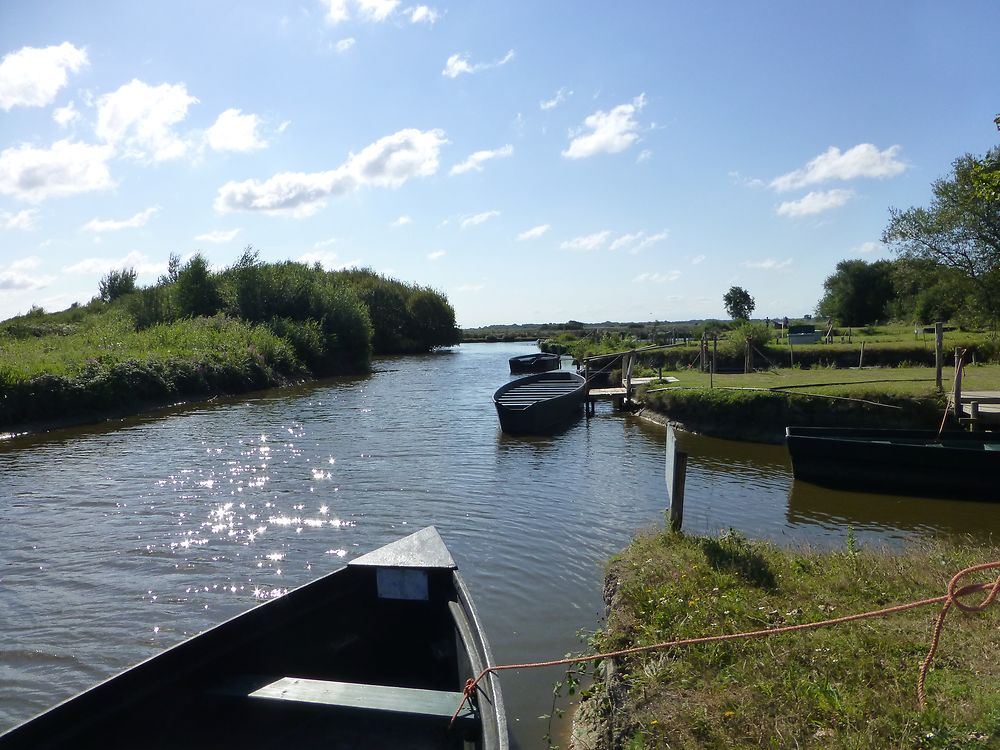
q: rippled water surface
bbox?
[2,342,998,747]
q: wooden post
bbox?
[953,347,964,421]
[710,336,717,388]
[625,350,634,406]
[969,401,980,430]
[665,423,687,533]
[788,334,794,368]
[934,322,943,391]
[858,340,865,369]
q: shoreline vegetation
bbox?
[0,250,459,436]
[570,528,1000,750]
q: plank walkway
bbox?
[956,390,1000,426]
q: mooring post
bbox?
[953,347,964,421]
[934,322,943,391]
[665,422,687,532]
[859,340,865,369]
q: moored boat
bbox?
[493,371,588,435]
[508,352,560,374]
[0,527,507,750]
[785,426,1000,500]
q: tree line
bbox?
[97,247,459,371]
[818,145,999,328]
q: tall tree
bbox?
[99,267,137,302]
[816,259,895,326]
[882,146,1000,324]
[723,286,755,321]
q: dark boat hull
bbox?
[493,371,587,435]
[508,353,560,374]
[786,427,1000,501]
[0,527,507,750]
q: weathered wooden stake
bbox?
[934,321,943,391]
[669,451,687,533]
[858,340,866,369]
[953,347,964,421]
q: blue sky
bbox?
[1,1,998,326]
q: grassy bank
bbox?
[0,311,307,429]
[636,366,1000,442]
[574,529,1000,749]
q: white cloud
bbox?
[0,43,88,111]
[636,149,653,163]
[53,101,80,128]
[407,5,438,24]
[335,38,356,53]
[297,250,359,269]
[560,230,611,251]
[450,144,513,175]
[562,93,646,159]
[312,237,338,249]
[455,283,485,293]
[461,210,500,228]
[357,0,399,21]
[770,144,906,192]
[63,250,163,277]
[3,209,39,230]
[442,49,515,78]
[690,254,706,265]
[0,139,115,203]
[855,241,882,254]
[195,228,241,243]
[323,0,406,23]
[540,87,572,111]
[323,0,350,23]
[215,128,447,217]
[11,256,42,270]
[776,189,853,217]
[391,215,412,226]
[741,257,793,270]
[633,271,681,283]
[427,250,446,261]
[206,108,267,152]
[610,229,668,253]
[516,224,550,241]
[0,267,54,290]
[82,206,160,233]
[729,170,765,188]
[96,79,199,162]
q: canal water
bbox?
[1,341,997,747]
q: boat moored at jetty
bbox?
[785,426,1000,501]
[508,352,561,374]
[493,371,588,435]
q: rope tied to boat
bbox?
[449,560,1000,728]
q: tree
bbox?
[723,286,755,321]
[99,267,137,302]
[816,259,895,326]
[174,254,221,317]
[882,147,1000,324]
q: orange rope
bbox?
[450,561,1000,727]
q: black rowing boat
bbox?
[493,371,588,435]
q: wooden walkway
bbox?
[956,390,1000,427]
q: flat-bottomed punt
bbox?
[508,352,560,374]
[0,527,507,750]
[786,426,1000,501]
[493,371,588,435]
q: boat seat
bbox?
[247,677,476,723]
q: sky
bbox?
[1,1,998,327]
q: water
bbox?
[1,342,997,747]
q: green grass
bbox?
[578,529,1000,749]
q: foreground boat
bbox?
[494,371,588,435]
[786,426,1000,500]
[508,352,560,374]
[0,527,508,750]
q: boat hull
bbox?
[508,353,560,374]
[493,371,587,435]
[786,427,1000,501]
[0,527,507,750]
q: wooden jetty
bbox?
[955,390,1000,427]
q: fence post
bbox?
[953,347,964,421]
[665,422,687,532]
[935,322,943,391]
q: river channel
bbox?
[2,341,998,747]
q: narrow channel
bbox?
[2,342,997,748]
